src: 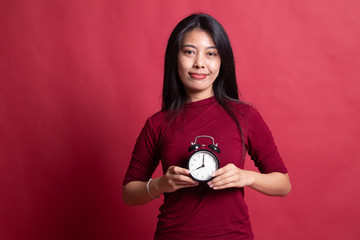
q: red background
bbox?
[1,0,360,239]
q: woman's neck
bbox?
[186,90,214,103]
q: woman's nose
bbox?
[193,55,205,69]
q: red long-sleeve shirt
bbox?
[123,96,288,239]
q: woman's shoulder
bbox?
[226,99,257,115]
[146,110,167,124]
[225,99,266,126]
[148,110,167,121]
[143,110,169,131]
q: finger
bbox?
[211,168,237,184]
[209,172,240,188]
[209,173,234,187]
[212,167,225,177]
[209,166,241,187]
[178,182,199,188]
[211,182,236,190]
[212,163,236,177]
[170,166,191,176]
[170,175,199,188]
[173,174,199,184]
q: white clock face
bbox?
[188,150,219,181]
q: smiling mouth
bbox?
[189,73,208,79]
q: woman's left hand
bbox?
[207,163,254,190]
[207,163,291,197]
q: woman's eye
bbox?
[184,50,194,55]
[208,52,217,56]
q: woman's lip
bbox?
[189,73,208,79]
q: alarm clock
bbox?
[187,135,220,182]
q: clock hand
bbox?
[193,164,204,171]
[192,155,206,172]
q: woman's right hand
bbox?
[122,166,199,206]
[155,166,199,194]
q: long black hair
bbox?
[162,13,246,157]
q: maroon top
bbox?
[123,97,288,240]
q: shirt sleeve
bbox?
[123,118,161,185]
[246,107,288,174]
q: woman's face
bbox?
[177,29,221,102]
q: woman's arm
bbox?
[208,163,291,197]
[122,180,158,206]
[122,166,199,206]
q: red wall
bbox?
[1,0,359,239]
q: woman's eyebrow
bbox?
[181,44,217,50]
[181,44,197,49]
